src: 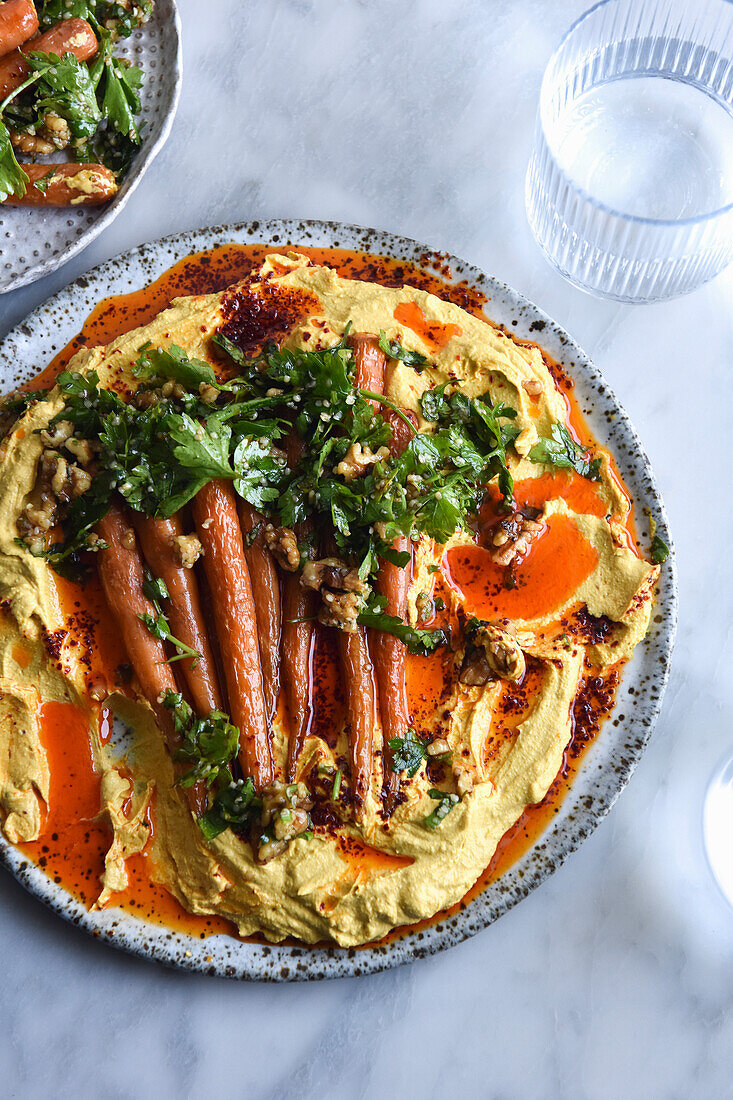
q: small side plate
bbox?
[0,0,182,294]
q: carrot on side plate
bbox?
[192,479,273,790]
[0,17,97,100]
[0,0,39,60]
[2,163,118,207]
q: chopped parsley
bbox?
[163,690,239,789]
[650,533,669,564]
[528,422,601,481]
[199,777,260,841]
[28,365,287,573]
[424,789,460,829]
[378,331,429,369]
[139,570,202,666]
[389,728,427,777]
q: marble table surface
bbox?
[1,1,732,1096]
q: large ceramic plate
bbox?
[0,0,181,295]
[0,220,677,980]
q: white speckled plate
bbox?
[0,220,678,980]
[0,0,181,294]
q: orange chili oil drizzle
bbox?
[11,244,639,945]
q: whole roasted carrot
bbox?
[0,0,39,60]
[238,500,281,726]
[348,333,414,808]
[372,536,411,807]
[96,503,205,816]
[192,480,273,790]
[0,17,98,100]
[133,513,223,717]
[282,432,315,780]
[338,628,376,813]
[282,570,315,780]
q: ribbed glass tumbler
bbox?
[526,0,733,302]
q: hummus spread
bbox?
[0,253,659,946]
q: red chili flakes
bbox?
[570,667,620,758]
[218,279,320,356]
[567,605,615,644]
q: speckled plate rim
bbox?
[0,219,678,981]
[0,0,182,295]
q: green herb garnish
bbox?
[650,533,669,564]
[424,789,460,829]
[388,728,427,777]
[377,331,429,369]
[162,690,239,789]
[529,422,601,481]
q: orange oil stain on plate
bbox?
[446,515,599,621]
[20,701,109,906]
[393,300,462,350]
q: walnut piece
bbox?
[169,533,203,569]
[489,509,544,568]
[459,622,525,685]
[264,524,300,571]
[300,557,369,631]
[335,441,390,482]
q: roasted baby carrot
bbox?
[349,332,386,400]
[0,0,39,60]
[238,500,281,726]
[192,480,273,790]
[281,433,315,780]
[282,570,315,781]
[338,627,376,814]
[96,503,205,816]
[372,536,412,806]
[348,333,414,806]
[133,513,223,718]
[0,17,97,99]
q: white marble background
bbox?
[1,1,732,1097]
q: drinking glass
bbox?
[525,0,733,302]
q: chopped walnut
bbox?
[64,436,94,466]
[318,589,367,631]
[10,129,55,155]
[513,426,537,457]
[489,509,544,568]
[300,557,369,630]
[198,382,220,405]
[169,533,203,569]
[427,738,451,756]
[301,557,366,594]
[454,767,474,796]
[133,389,161,410]
[258,781,313,861]
[44,450,91,504]
[264,524,300,571]
[335,441,390,482]
[41,112,72,150]
[40,420,73,448]
[161,380,186,400]
[459,622,525,685]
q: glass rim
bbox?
[539,0,733,228]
